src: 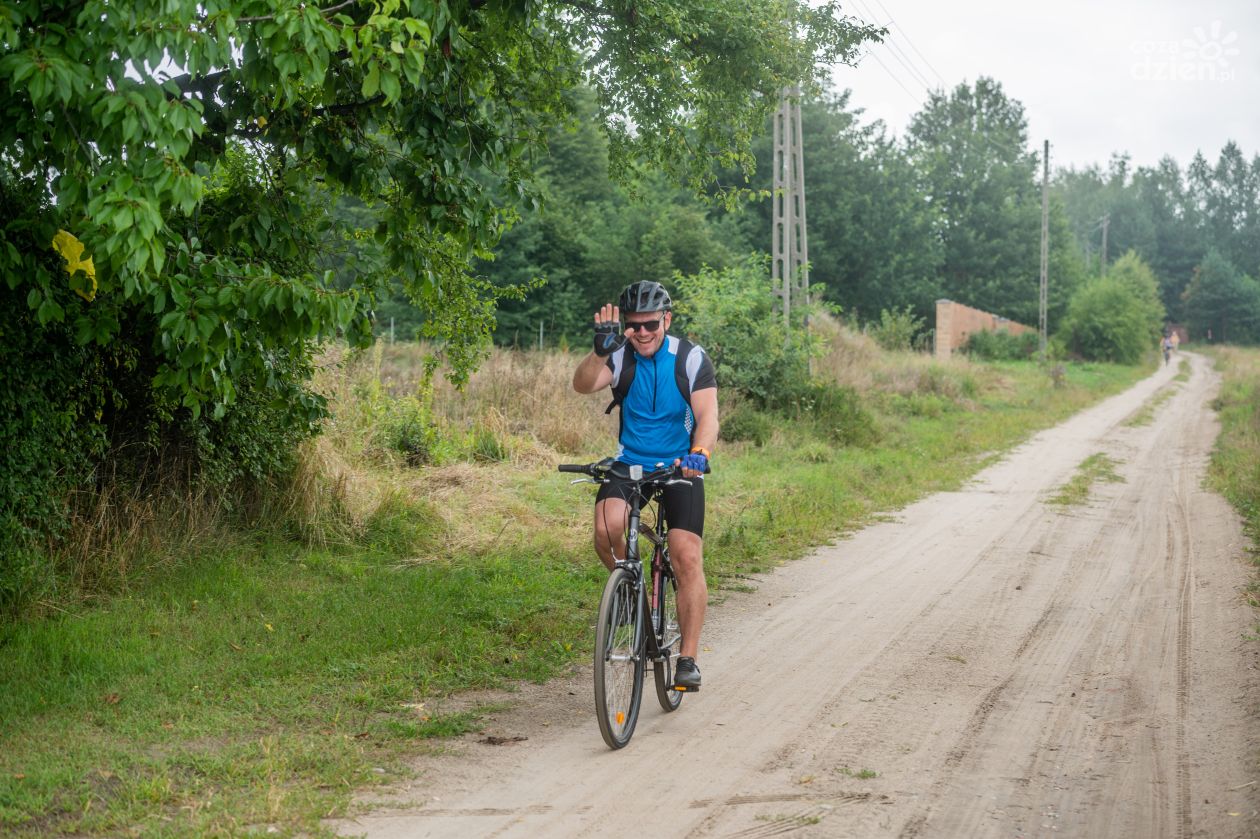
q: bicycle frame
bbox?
[609,476,670,660]
[560,463,685,660]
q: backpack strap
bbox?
[672,337,696,409]
[604,347,635,415]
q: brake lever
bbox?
[570,478,602,485]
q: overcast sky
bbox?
[829,0,1260,173]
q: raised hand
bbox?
[593,303,625,357]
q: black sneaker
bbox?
[673,656,701,691]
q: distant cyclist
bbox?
[571,281,719,691]
[1162,334,1173,365]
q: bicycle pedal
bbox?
[671,684,698,692]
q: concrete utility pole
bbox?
[1039,140,1049,362]
[1100,213,1110,276]
[772,85,808,331]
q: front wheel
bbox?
[594,566,645,749]
[651,554,684,712]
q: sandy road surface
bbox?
[334,352,1258,839]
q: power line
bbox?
[847,0,935,97]
[860,45,924,109]
[867,0,949,88]
[885,36,936,92]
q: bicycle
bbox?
[558,459,689,749]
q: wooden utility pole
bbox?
[1039,140,1049,362]
[772,85,808,332]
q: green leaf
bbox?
[362,62,380,99]
[36,297,64,324]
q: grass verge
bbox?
[0,352,1149,837]
[1205,347,1260,609]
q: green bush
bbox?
[719,406,775,446]
[672,261,881,449]
[868,306,925,352]
[1057,277,1154,364]
[1107,251,1166,338]
[0,256,108,613]
[964,329,1039,361]
[385,396,446,466]
[672,256,817,410]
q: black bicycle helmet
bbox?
[619,281,672,313]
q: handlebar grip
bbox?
[557,464,587,474]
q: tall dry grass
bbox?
[810,312,984,404]
[307,342,622,560]
[319,342,615,459]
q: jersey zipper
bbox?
[649,353,657,412]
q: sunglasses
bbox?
[625,317,664,333]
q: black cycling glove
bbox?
[593,320,626,357]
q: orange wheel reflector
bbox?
[616,711,625,725]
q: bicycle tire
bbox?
[651,552,684,712]
[593,566,645,749]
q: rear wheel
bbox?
[652,553,684,712]
[594,567,645,749]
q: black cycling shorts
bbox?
[595,470,706,538]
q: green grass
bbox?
[1205,347,1260,607]
[1123,383,1179,427]
[0,358,1148,836]
[1048,453,1125,506]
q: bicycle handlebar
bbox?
[556,459,692,483]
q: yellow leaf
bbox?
[51,229,97,301]
[265,623,274,632]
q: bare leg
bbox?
[593,497,629,572]
[668,528,707,659]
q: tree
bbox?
[1130,157,1204,314]
[906,77,1077,327]
[1105,250,1165,343]
[480,88,745,348]
[1204,142,1260,278]
[1181,250,1260,344]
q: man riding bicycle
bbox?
[572,281,719,691]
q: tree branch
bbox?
[310,95,386,118]
[237,0,359,24]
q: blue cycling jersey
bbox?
[605,335,715,468]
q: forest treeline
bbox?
[437,80,1259,351]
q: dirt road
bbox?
[334,352,1258,839]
